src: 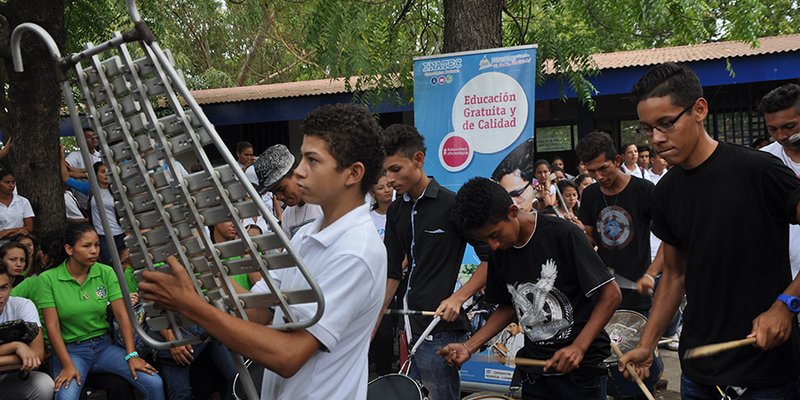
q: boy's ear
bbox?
[508,203,519,219]
[344,161,365,188]
[412,151,426,168]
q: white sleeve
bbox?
[65,193,84,219]
[12,297,41,326]
[21,197,35,218]
[251,269,283,295]
[245,165,259,185]
[65,152,83,169]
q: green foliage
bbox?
[60,0,800,106]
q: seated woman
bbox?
[12,231,136,400]
[9,232,41,275]
[38,223,163,400]
[0,168,34,244]
[0,241,28,286]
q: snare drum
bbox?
[367,374,428,400]
[604,310,664,399]
[462,392,514,399]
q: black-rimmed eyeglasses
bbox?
[636,101,696,136]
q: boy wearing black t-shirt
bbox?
[619,62,800,399]
[441,177,621,399]
[576,131,656,315]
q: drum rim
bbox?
[461,391,515,399]
[367,372,419,386]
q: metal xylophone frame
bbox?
[10,2,324,399]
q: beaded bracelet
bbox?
[124,351,139,361]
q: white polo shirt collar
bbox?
[297,202,371,248]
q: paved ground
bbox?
[655,347,682,399]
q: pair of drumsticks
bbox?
[390,309,756,400]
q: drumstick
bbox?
[472,353,548,367]
[385,309,436,316]
[610,341,655,400]
[684,337,756,360]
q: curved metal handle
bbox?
[127,0,142,23]
[10,23,62,73]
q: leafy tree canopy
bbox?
[56,0,800,108]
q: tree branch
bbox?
[236,5,271,86]
[268,28,324,75]
[392,0,415,29]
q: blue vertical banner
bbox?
[413,45,537,391]
[414,45,537,193]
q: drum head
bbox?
[368,374,424,400]
[462,392,514,399]
[603,309,647,363]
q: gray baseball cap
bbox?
[253,144,295,193]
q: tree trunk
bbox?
[3,0,67,236]
[443,0,503,53]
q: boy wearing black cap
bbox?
[252,144,322,238]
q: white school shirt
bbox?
[0,194,34,230]
[621,163,653,182]
[0,296,40,326]
[281,203,323,239]
[90,188,124,236]
[65,149,101,170]
[252,203,386,400]
[65,191,84,219]
[370,210,387,240]
[761,142,800,278]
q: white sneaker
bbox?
[660,333,679,351]
[667,337,679,351]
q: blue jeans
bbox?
[681,375,799,400]
[408,330,468,400]
[152,328,236,400]
[521,373,607,399]
[52,334,164,400]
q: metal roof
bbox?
[191,34,800,105]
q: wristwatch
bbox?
[777,294,800,313]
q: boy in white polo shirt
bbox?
[0,264,54,400]
[140,103,387,400]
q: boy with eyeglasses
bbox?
[618,62,800,399]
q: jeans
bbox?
[408,330,468,400]
[52,334,164,400]
[681,375,800,400]
[521,373,607,400]
[0,370,54,400]
[152,328,236,400]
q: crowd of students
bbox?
[1,62,799,400]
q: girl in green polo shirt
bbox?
[39,223,164,400]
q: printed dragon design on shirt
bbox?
[508,258,573,343]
